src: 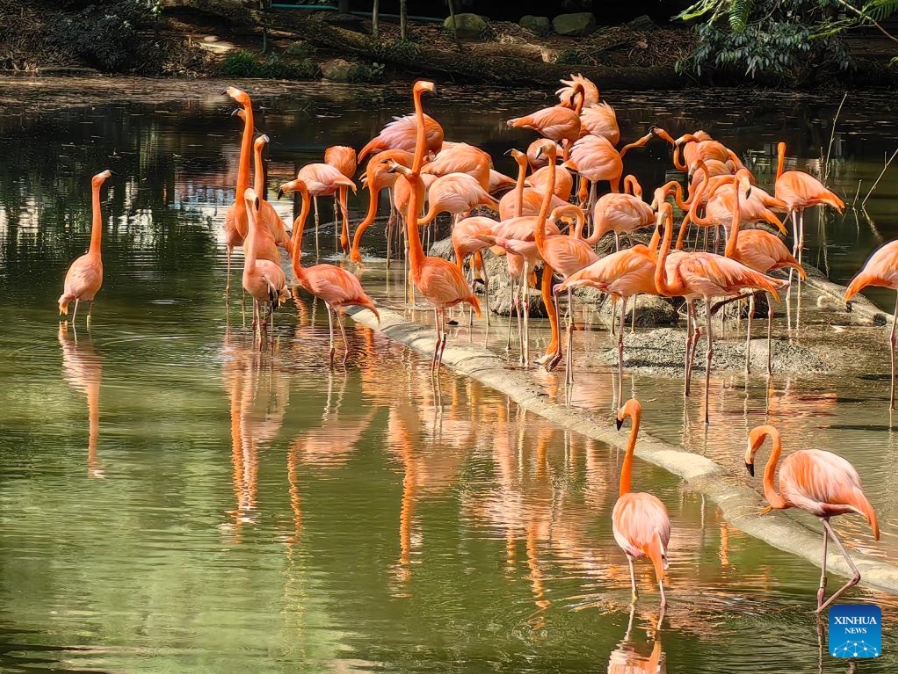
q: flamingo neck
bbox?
[673,143,686,171]
[244,208,258,267]
[89,180,104,256]
[776,142,786,181]
[253,144,265,199]
[534,152,556,254]
[290,186,311,276]
[236,101,254,215]
[407,85,429,274]
[654,208,683,297]
[757,426,788,510]
[572,83,585,115]
[513,157,527,218]
[619,133,651,159]
[619,408,641,496]
[724,178,742,259]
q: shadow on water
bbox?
[0,80,897,672]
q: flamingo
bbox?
[287,179,380,366]
[654,203,783,423]
[528,162,574,201]
[59,169,113,326]
[498,148,569,220]
[531,141,600,381]
[525,138,562,170]
[591,182,655,250]
[718,170,804,375]
[775,141,845,263]
[421,142,491,190]
[418,173,498,225]
[389,80,481,370]
[350,149,414,264]
[745,424,879,612]
[358,111,444,161]
[844,239,898,408]
[325,145,358,254]
[579,102,620,145]
[241,188,287,347]
[556,225,660,403]
[507,83,584,160]
[452,215,498,322]
[563,132,653,206]
[222,86,255,293]
[488,169,517,195]
[250,133,292,255]
[279,163,356,256]
[613,399,671,608]
[556,73,600,108]
[674,132,744,172]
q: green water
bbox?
[1,77,897,672]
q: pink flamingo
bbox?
[279,163,356,256]
[745,424,878,612]
[59,169,113,326]
[614,399,671,607]
[350,148,414,264]
[390,80,481,370]
[358,111,444,162]
[654,203,783,423]
[325,145,358,254]
[844,239,898,407]
[507,83,584,160]
[241,188,287,347]
[421,142,491,190]
[288,179,380,366]
[591,177,655,250]
[556,73,600,108]
[418,173,498,225]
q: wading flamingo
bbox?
[591,180,655,250]
[613,399,671,608]
[251,133,292,254]
[844,239,898,408]
[775,141,845,262]
[719,170,804,375]
[358,112,444,161]
[288,179,380,366]
[421,142,491,190]
[452,215,498,321]
[418,172,498,225]
[350,149,414,264]
[242,188,287,347]
[325,145,358,254]
[556,225,660,404]
[59,169,113,326]
[390,80,481,370]
[745,424,878,613]
[654,203,782,423]
[563,132,654,207]
[279,163,356,256]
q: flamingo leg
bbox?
[522,262,531,366]
[547,285,564,371]
[432,307,441,372]
[538,264,560,366]
[72,299,80,325]
[438,308,449,368]
[313,196,321,257]
[326,304,335,368]
[618,296,627,406]
[628,556,638,603]
[816,519,861,614]
[337,311,349,365]
[482,260,491,327]
[884,297,898,410]
[704,303,714,424]
[767,294,775,375]
[631,295,637,334]
[816,524,829,611]
[87,301,94,328]
[565,287,575,388]
[745,294,754,375]
[614,232,621,252]
[659,577,667,609]
[505,276,517,353]
[798,209,805,265]
[226,246,232,294]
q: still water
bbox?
[1,77,897,672]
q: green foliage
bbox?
[864,0,898,21]
[219,51,317,80]
[674,0,876,81]
[51,0,161,73]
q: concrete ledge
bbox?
[346,303,898,596]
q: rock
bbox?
[583,289,680,328]
[202,35,218,43]
[320,58,353,82]
[520,15,551,35]
[489,286,548,318]
[444,13,488,39]
[286,41,313,57]
[627,15,655,32]
[552,12,596,37]
[428,236,455,260]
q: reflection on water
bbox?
[0,81,897,672]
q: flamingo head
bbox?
[533,139,557,163]
[735,168,752,200]
[650,126,676,146]
[505,148,527,165]
[674,133,699,147]
[243,187,259,212]
[745,426,773,477]
[254,134,270,151]
[225,86,250,106]
[92,170,114,186]
[277,179,306,200]
[383,159,412,176]
[414,80,436,96]
[615,398,642,430]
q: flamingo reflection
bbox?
[607,603,665,674]
[58,324,103,478]
[222,328,290,535]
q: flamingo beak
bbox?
[230,108,241,117]
[277,187,286,199]
[109,170,118,176]
[616,417,624,431]
[745,462,755,477]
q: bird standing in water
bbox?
[844,239,898,408]
[59,169,113,327]
[613,399,671,609]
[745,424,878,612]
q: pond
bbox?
[1,76,897,673]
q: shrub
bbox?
[219,51,317,80]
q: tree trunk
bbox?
[372,0,379,40]
[399,0,407,40]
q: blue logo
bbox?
[829,604,881,658]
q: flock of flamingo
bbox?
[56,77,892,614]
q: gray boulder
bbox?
[520,15,551,35]
[552,12,597,37]
[444,13,488,39]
